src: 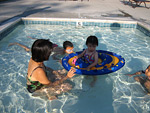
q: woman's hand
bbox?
[67,68,76,78]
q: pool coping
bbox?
[0,17,150,39]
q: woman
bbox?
[26,39,76,100]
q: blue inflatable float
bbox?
[62,50,125,75]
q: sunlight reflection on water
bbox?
[0,24,150,113]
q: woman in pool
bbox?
[126,65,150,94]
[26,39,76,100]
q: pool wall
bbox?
[0,17,150,40]
[0,17,21,40]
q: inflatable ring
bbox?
[62,50,125,75]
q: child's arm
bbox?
[126,70,145,77]
[27,36,37,40]
[86,52,98,70]
[76,50,86,59]
[8,42,30,52]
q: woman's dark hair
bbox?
[63,41,73,49]
[86,36,98,46]
[31,39,53,62]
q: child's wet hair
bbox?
[63,41,73,49]
[86,36,98,46]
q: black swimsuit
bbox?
[26,66,45,93]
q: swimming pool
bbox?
[0,18,150,113]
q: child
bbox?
[63,41,74,54]
[76,36,99,87]
[126,65,150,94]
[27,37,74,55]
[8,37,74,60]
[8,41,65,60]
[52,40,74,61]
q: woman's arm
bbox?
[36,67,75,86]
[51,68,76,86]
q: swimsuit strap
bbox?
[29,66,44,77]
[90,51,96,57]
[85,49,96,57]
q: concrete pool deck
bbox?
[0,0,150,29]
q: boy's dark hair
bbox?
[31,39,53,62]
[63,41,73,49]
[86,36,98,46]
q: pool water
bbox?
[0,23,150,113]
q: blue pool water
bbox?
[0,23,150,113]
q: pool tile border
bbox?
[137,23,150,36]
[22,17,137,28]
[0,17,150,39]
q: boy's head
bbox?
[63,41,74,54]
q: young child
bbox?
[126,65,150,94]
[8,37,74,60]
[76,36,99,87]
[8,41,65,60]
[63,41,74,54]
[27,37,74,55]
[52,40,74,61]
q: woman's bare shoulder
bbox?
[35,68,50,85]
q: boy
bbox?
[126,65,150,94]
[8,38,74,60]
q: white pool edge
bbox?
[22,17,138,24]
